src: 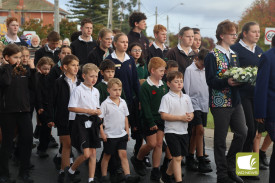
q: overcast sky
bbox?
[49,0,255,40]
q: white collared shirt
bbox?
[111,51,130,62]
[177,43,193,55]
[46,44,58,53]
[184,62,209,113]
[64,75,78,120]
[101,79,108,85]
[5,35,20,43]
[153,42,166,51]
[215,45,235,61]
[68,83,100,120]
[147,77,164,88]
[239,39,256,53]
[78,35,93,42]
[64,74,77,95]
[99,97,129,138]
[159,90,194,134]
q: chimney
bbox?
[19,0,24,7]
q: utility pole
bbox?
[138,0,140,12]
[54,0,59,33]
[167,15,169,47]
[107,0,113,29]
[155,6,158,25]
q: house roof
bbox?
[0,0,70,15]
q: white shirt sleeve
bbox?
[158,95,169,114]
[96,90,100,109]
[68,88,80,108]
[183,67,191,95]
[123,101,129,116]
[186,95,194,113]
[98,102,106,119]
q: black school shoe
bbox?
[260,150,269,166]
[198,157,213,173]
[217,176,236,183]
[101,176,111,183]
[228,171,244,183]
[17,172,34,183]
[150,168,161,181]
[0,176,16,183]
[58,172,65,183]
[53,154,61,170]
[125,175,140,183]
[186,156,198,171]
[65,168,81,183]
[110,171,125,183]
[143,156,151,167]
[49,135,59,148]
[37,150,49,158]
[161,172,173,183]
[130,156,147,176]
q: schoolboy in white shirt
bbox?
[68,63,101,183]
[184,48,212,173]
[159,71,194,183]
[99,78,140,183]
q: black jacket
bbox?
[166,46,196,75]
[34,45,60,65]
[71,38,97,66]
[36,73,50,110]
[148,44,169,62]
[48,74,81,128]
[15,38,29,47]
[47,61,62,87]
[0,64,36,113]
[87,45,113,67]
[127,30,149,60]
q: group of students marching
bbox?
[0,10,273,183]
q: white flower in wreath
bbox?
[233,74,239,79]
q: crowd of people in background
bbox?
[0,11,275,183]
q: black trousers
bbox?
[37,123,51,152]
[270,143,275,183]
[211,104,247,179]
[0,112,33,177]
[241,97,257,152]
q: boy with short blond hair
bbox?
[68,63,101,183]
[131,57,168,181]
[99,78,140,183]
[148,24,169,61]
[159,71,194,183]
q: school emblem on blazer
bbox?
[258,54,262,58]
[115,64,121,69]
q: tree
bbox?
[238,0,275,51]
[19,19,53,39]
[66,0,108,23]
[201,37,215,50]
[60,19,78,39]
[66,0,137,33]
[20,19,78,40]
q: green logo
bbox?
[236,153,259,176]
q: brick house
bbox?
[0,0,70,26]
